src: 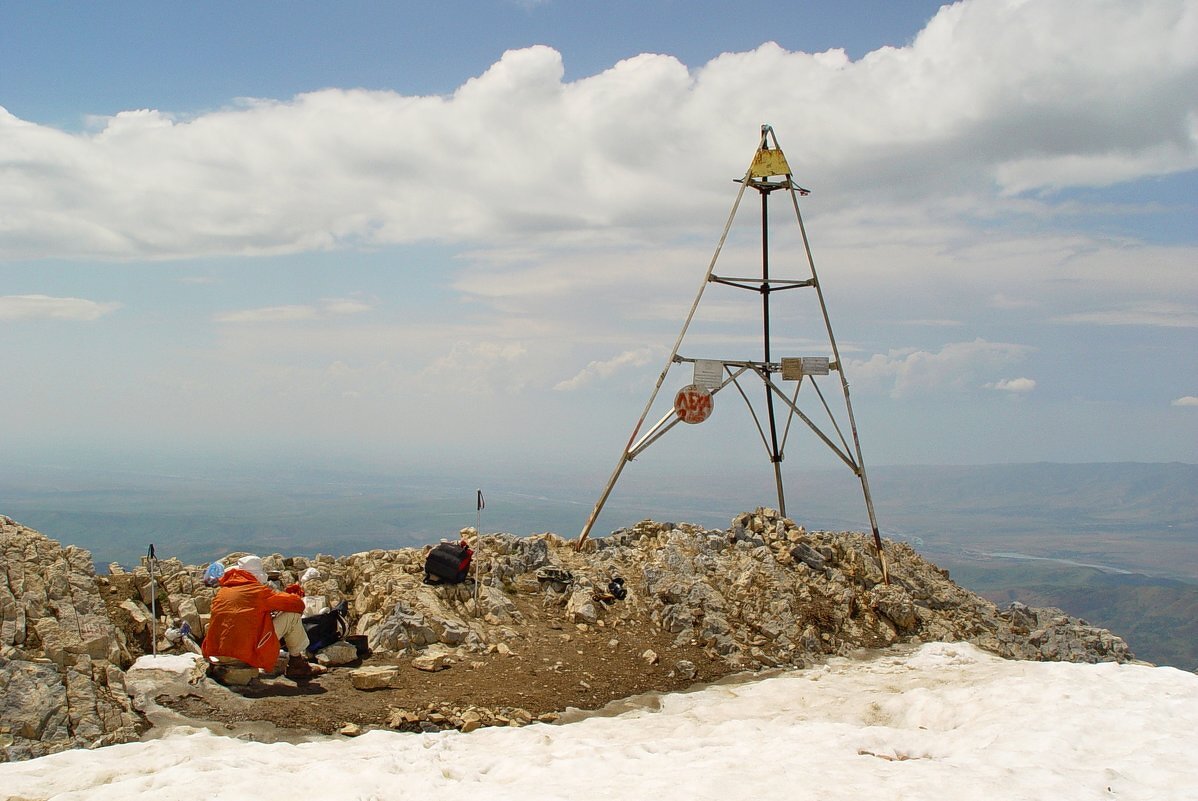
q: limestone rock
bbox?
[790,542,827,572]
[349,665,405,690]
[412,653,453,672]
[315,641,360,666]
[566,587,599,624]
[870,584,919,633]
[207,662,258,687]
[370,601,437,652]
[674,659,698,679]
[1,518,145,762]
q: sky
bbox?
[3,641,1197,800]
[2,0,1196,499]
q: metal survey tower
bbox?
[577,125,888,582]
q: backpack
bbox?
[302,600,350,653]
[202,561,225,587]
[423,541,473,585]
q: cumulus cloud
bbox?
[0,294,120,321]
[554,347,656,391]
[1172,396,1198,407]
[214,297,373,323]
[849,339,1034,398]
[1,0,1194,261]
[986,377,1036,393]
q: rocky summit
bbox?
[1,510,1134,762]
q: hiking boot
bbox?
[285,655,314,682]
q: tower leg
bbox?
[772,459,786,517]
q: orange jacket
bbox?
[201,568,306,670]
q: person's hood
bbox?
[234,555,268,583]
[218,567,263,587]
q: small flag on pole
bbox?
[473,490,485,613]
[148,543,158,657]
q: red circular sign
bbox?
[674,384,714,424]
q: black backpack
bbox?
[423,541,473,584]
[302,600,350,653]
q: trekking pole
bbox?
[147,544,158,657]
[474,489,484,615]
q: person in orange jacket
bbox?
[202,555,315,682]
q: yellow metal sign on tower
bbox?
[749,144,791,178]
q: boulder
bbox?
[870,584,919,633]
[349,665,405,690]
[412,654,453,672]
[790,542,827,572]
[566,587,599,624]
[315,641,359,666]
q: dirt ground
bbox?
[156,588,736,737]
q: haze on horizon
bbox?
[2,0,1195,487]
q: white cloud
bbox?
[901,319,964,327]
[0,294,119,321]
[1172,396,1198,407]
[322,298,373,316]
[1053,304,1198,328]
[849,339,1034,398]
[422,340,531,395]
[214,305,319,323]
[986,377,1036,393]
[554,347,655,391]
[214,297,373,323]
[0,0,1194,261]
[988,294,1039,311]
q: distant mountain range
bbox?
[866,461,1197,535]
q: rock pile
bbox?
[1,508,1135,762]
[0,517,144,761]
[384,703,558,734]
